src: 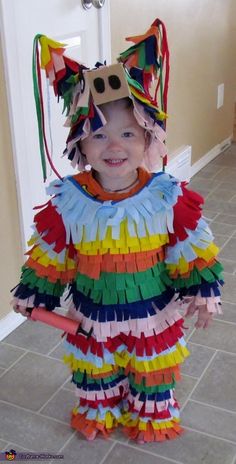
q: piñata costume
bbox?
[11,19,223,443]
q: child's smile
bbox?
[80,99,148,191]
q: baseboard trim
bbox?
[0,311,25,341]
[191,135,232,178]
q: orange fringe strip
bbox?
[123,421,184,443]
[71,411,116,440]
[125,364,181,386]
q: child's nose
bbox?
[107,139,122,152]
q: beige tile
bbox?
[220,238,236,260]
[189,178,219,189]
[0,401,73,452]
[0,343,26,369]
[192,352,236,412]
[63,377,74,392]
[207,189,236,202]
[3,320,63,355]
[134,428,236,464]
[175,374,197,406]
[205,199,236,215]
[41,389,75,424]
[103,443,174,464]
[213,234,230,247]
[181,343,216,378]
[221,273,236,303]
[210,222,236,236]
[220,258,236,275]
[60,433,114,464]
[0,352,69,411]
[202,209,219,221]
[0,439,9,450]
[195,166,225,180]
[213,168,236,182]
[182,401,236,443]
[189,319,236,354]
[217,301,236,323]
[213,214,236,225]
[49,341,66,360]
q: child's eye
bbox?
[93,133,106,140]
[122,131,134,138]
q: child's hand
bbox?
[12,304,32,318]
[184,300,213,329]
[194,305,213,329]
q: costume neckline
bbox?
[68,169,164,204]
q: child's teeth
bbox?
[107,159,124,164]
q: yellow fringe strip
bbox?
[74,221,169,255]
[63,343,189,375]
[166,242,219,274]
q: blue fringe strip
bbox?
[129,385,172,401]
[67,284,176,321]
[11,283,60,310]
[178,280,223,298]
[72,372,126,391]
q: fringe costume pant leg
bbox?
[62,298,189,442]
[63,331,130,439]
[120,301,190,443]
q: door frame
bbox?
[0,0,111,250]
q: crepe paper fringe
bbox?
[11,283,60,311]
[63,331,186,369]
[122,418,184,443]
[183,295,222,315]
[63,340,189,377]
[76,247,166,279]
[66,296,184,338]
[68,284,176,315]
[66,317,184,359]
[119,18,169,122]
[127,365,181,387]
[46,173,182,244]
[12,170,223,317]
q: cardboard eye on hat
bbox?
[85,63,131,105]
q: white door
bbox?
[0,0,111,249]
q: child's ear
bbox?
[144,131,151,151]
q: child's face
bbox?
[80,99,146,186]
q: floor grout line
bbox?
[189,341,236,357]
[37,374,73,414]
[98,441,117,464]
[183,426,236,446]
[47,338,64,356]
[180,350,218,411]
[1,341,65,364]
[231,452,236,464]
[190,398,236,416]
[105,439,184,464]
[0,399,71,427]
[56,430,77,455]
[211,317,236,326]
[0,350,28,379]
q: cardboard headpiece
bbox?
[32,18,170,181]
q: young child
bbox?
[11,19,223,444]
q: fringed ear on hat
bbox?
[33,34,89,181]
[119,18,170,170]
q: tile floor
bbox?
[1,143,236,464]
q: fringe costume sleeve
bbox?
[11,199,77,311]
[165,183,224,314]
